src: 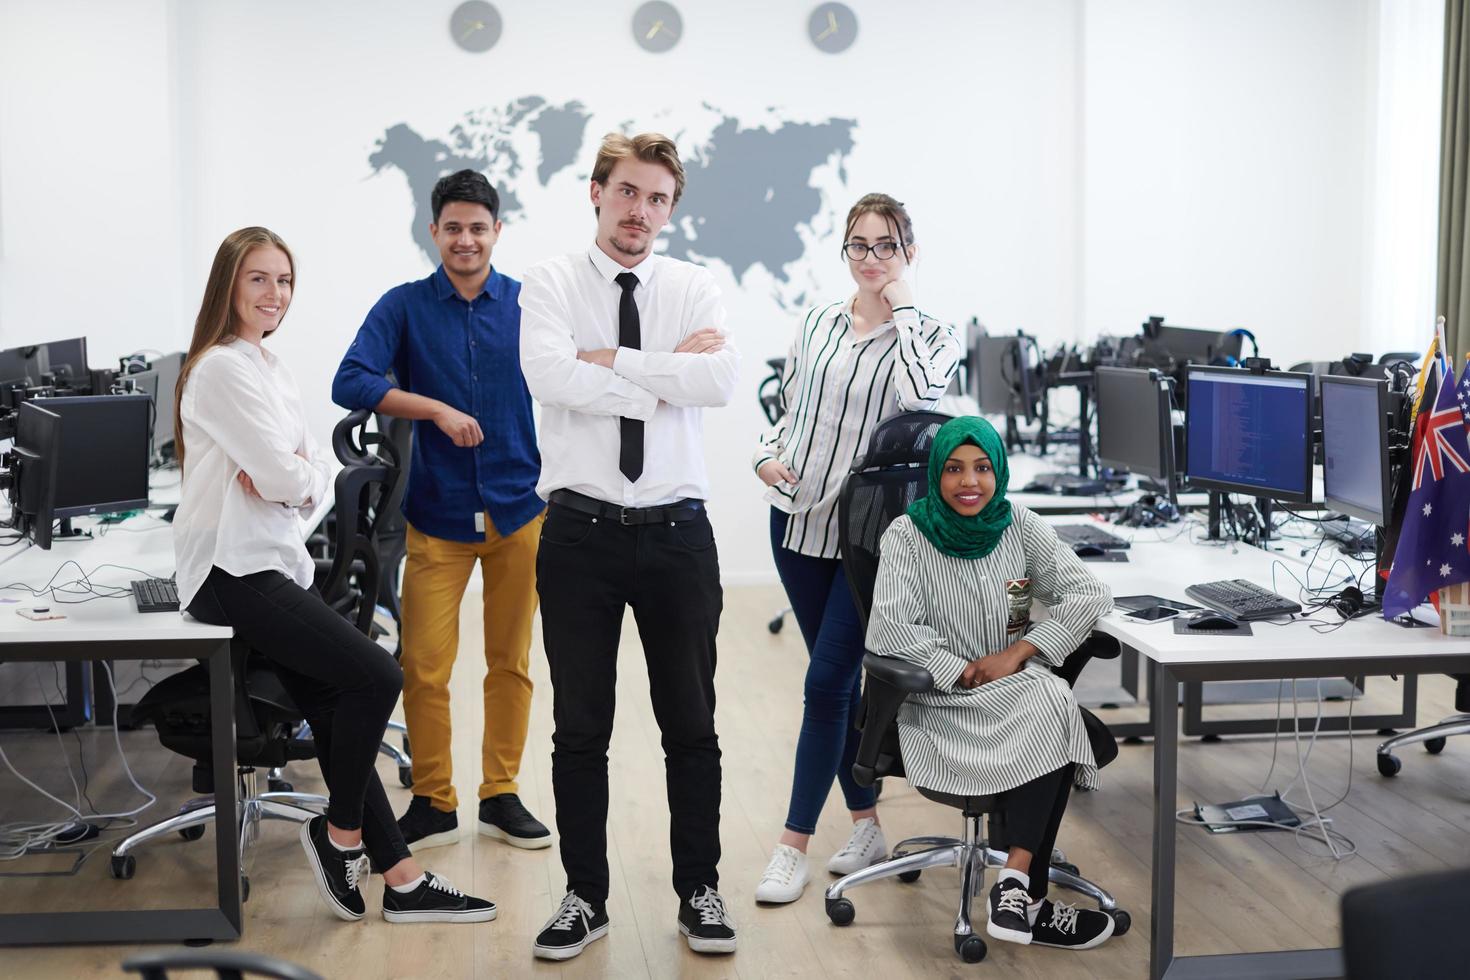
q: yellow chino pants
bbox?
[400,512,542,811]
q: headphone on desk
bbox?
[1117,493,1179,528]
[1325,586,1366,619]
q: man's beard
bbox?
[609,226,650,257]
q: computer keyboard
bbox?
[1055,524,1131,551]
[1184,579,1302,621]
[132,577,179,614]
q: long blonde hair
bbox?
[174,227,295,468]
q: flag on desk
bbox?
[1383,356,1470,617]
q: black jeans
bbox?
[188,567,412,873]
[537,502,724,905]
[990,762,1076,902]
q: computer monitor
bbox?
[1185,366,1313,504]
[12,402,63,549]
[126,352,185,460]
[1320,375,1391,525]
[0,345,41,407]
[972,333,1040,423]
[1095,366,1174,483]
[1140,323,1244,369]
[40,337,88,386]
[30,394,151,519]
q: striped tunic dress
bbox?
[866,507,1113,795]
[754,301,961,559]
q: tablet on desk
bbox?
[1114,594,1202,623]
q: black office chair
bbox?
[123,949,323,980]
[821,411,1129,963]
[110,411,406,896]
[758,356,794,635]
[1375,676,1470,776]
[311,411,414,786]
[1341,868,1470,978]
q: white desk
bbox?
[1067,527,1470,979]
[0,467,338,945]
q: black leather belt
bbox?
[548,489,705,526]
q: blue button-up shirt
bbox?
[332,265,542,543]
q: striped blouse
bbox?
[754,301,962,558]
[866,508,1113,795]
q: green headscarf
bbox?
[905,416,1013,559]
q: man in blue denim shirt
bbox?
[333,170,549,854]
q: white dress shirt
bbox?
[519,244,739,506]
[173,337,333,612]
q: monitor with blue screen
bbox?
[1184,366,1313,504]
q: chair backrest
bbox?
[837,411,952,629]
[318,410,405,636]
[758,356,787,425]
[1342,868,1470,978]
[371,412,412,620]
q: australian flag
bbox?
[1383,356,1470,617]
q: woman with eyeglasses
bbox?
[751,193,961,904]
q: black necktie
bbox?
[615,271,644,482]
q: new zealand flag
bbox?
[1383,357,1470,617]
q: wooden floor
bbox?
[3,584,1470,979]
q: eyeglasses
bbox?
[842,241,903,261]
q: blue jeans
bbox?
[771,508,877,834]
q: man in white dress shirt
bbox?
[519,132,740,961]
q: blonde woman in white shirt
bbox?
[172,227,493,925]
[752,195,962,904]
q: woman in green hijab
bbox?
[867,416,1117,951]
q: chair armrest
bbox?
[122,949,324,980]
[862,651,935,693]
[852,653,934,787]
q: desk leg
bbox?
[1121,646,1140,700]
[209,640,242,936]
[1150,660,1178,980]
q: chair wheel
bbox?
[241,876,250,903]
[767,616,784,634]
[1053,861,1080,876]
[1376,753,1402,777]
[1109,909,1131,936]
[825,897,855,926]
[178,824,206,842]
[898,869,921,883]
[268,778,294,793]
[1425,737,1447,754]
[398,766,413,788]
[111,854,136,880]
[401,734,412,756]
[955,935,987,963]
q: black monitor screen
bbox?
[41,337,88,383]
[1146,327,1240,365]
[1320,376,1390,525]
[1095,367,1170,479]
[1185,367,1313,503]
[32,394,151,518]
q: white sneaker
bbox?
[827,818,887,875]
[754,844,809,904]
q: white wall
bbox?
[0,0,1444,583]
[0,0,186,361]
[1081,0,1377,368]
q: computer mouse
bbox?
[1072,544,1106,558]
[1185,611,1241,631]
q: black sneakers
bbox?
[299,815,370,921]
[381,871,497,924]
[986,877,1033,945]
[396,795,459,852]
[1030,899,1116,950]
[678,885,737,954]
[533,891,609,960]
[478,793,551,849]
